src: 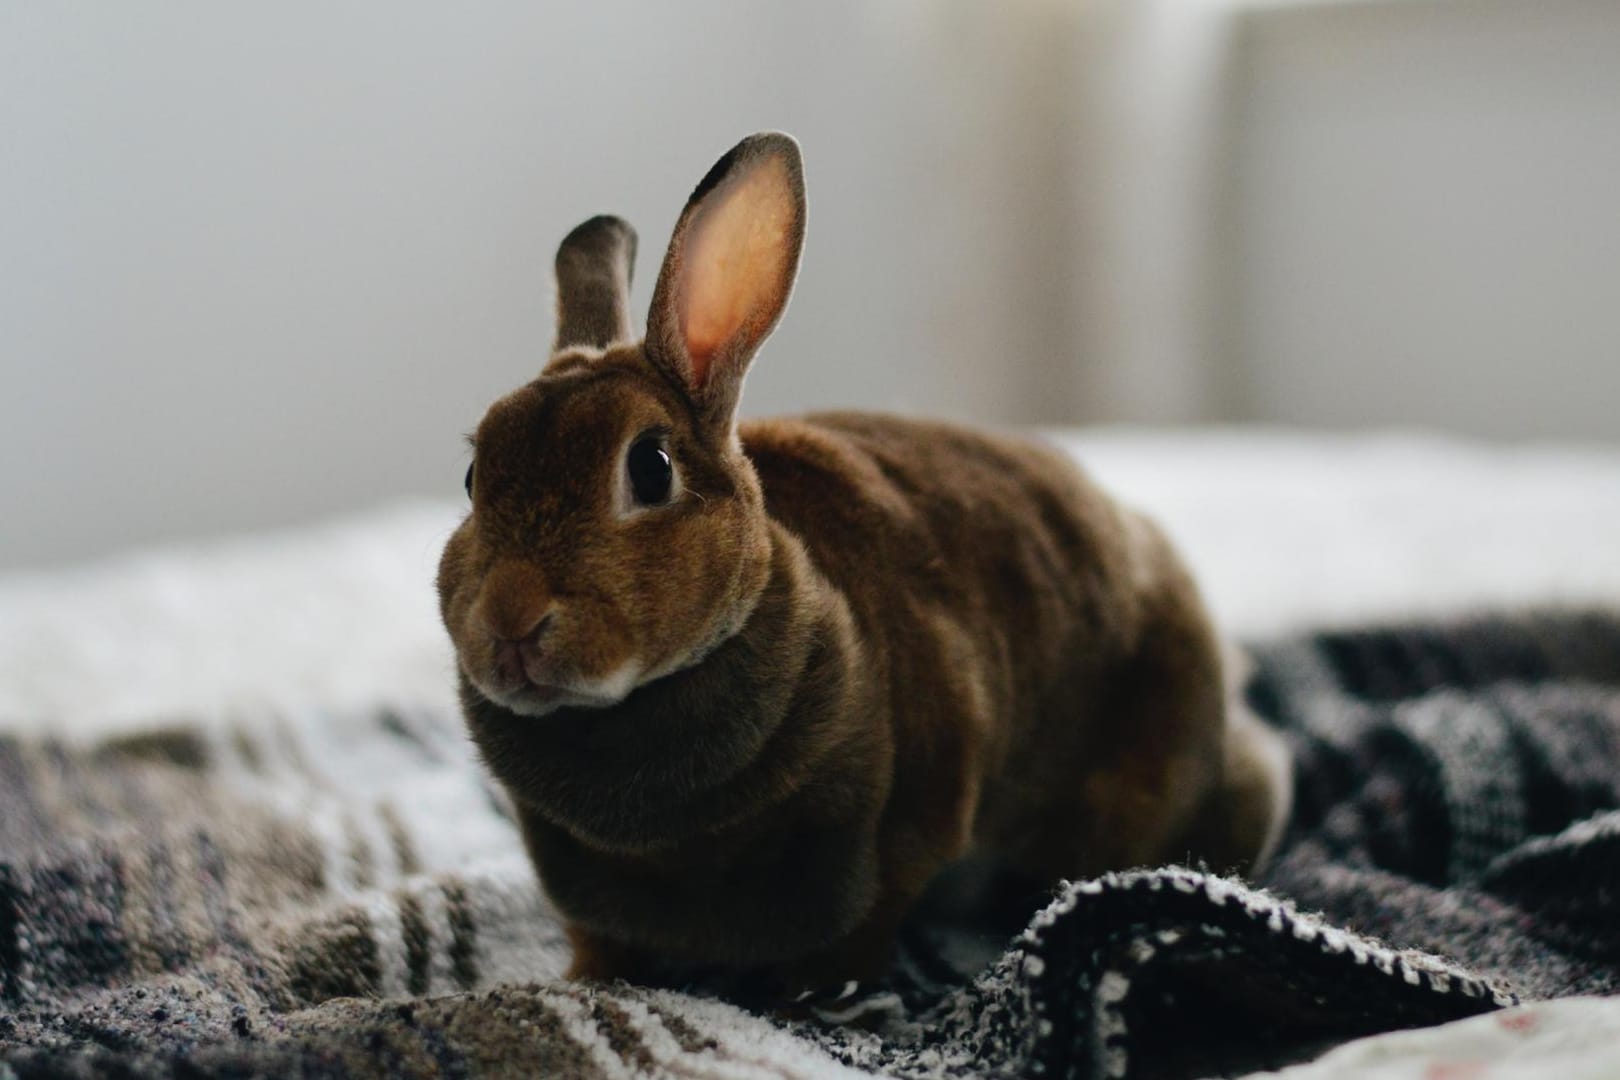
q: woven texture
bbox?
[3,611,1620,1079]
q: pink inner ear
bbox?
[680,156,795,387]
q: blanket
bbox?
[3,610,1619,1079]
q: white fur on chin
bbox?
[476,662,643,719]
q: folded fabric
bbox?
[2,610,1618,1079]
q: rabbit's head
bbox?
[438,133,805,718]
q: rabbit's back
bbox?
[742,410,1144,666]
[744,411,1283,882]
[740,412,1165,832]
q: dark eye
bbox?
[627,435,673,506]
[464,461,475,499]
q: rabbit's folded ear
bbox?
[551,215,639,356]
[646,133,805,429]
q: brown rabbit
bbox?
[437,132,1291,994]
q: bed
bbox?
[3,427,1619,1079]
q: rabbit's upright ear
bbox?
[646,133,805,429]
[551,215,639,356]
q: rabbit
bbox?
[437,132,1292,996]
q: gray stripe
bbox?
[1394,690,1524,882]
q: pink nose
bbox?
[488,607,553,647]
[476,561,558,687]
[489,610,554,687]
[478,561,554,641]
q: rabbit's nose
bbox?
[489,610,556,687]
[514,611,555,653]
[484,606,555,649]
[478,560,555,642]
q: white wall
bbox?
[1216,0,1620,440]
[6,1,1620,570]
[1064,0,1620,439]
[0,1,1080,569]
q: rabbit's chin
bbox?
[472,663,643,719]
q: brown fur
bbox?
[437,132,1291,994]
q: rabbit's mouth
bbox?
[469,660,643,719]
[485,680,564,717]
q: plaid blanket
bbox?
[3,610,1619,1079]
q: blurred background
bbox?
[4,0,1618,570]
